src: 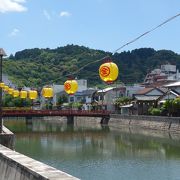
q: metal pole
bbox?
[0,48,6,134]
[0,55,2,133]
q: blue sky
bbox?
[0,0,180,56]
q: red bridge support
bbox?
[100,116,110,125]
[67,116,74,125]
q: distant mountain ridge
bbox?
[3,45,180,88]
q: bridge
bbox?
[2,109,111,124]
[2,109,110,117]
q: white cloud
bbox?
[13,0,26,2]
[9,28,20,37]
[0,0,27,13]
[43,9,51,20]
[60,11,71,17]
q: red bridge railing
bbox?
[2,109,111,117]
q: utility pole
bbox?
[0,48,6,133]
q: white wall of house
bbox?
[103,89,118,111]
[85,96,92,103]
[52,84,64,106]
[77,79,87,91]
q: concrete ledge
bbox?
[0,145,79,180]
[0,126,15,149]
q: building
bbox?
[134,87,167,115]
[92,86,126,111]
[125,84,144,97]
[143,64,180,87]
[68,79,88,103]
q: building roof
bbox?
[135,87,167,95]
[81,89,96,96]
[97,87,115,93]
[135,88,154,95]
[135,95,160,101]
[170,90,180,97]
[158,87,168,93]
[164,81,180,87]
[120,104,133,108]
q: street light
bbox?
[0,48,6,133]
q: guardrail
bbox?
[2,109,111,117]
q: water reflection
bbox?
[4,118,180,180]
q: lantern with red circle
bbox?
[99,58,119,84]
[64,79,78,95]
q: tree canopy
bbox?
[3,45,180,88]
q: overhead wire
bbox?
[46,13,180,85]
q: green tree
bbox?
[57,95,68,106]
[3,94,31,108]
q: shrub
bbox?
[148,107,161,116]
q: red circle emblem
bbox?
[64,83,71,91]
[100,66,110,77]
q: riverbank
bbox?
[42,115,180,132]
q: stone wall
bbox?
[0,144,79,180]
[109,114,180,132]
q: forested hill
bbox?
[3,45,180,88]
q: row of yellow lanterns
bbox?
[0,59,119,98]
[0,82,55,99]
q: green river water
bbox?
[4,118,180,180]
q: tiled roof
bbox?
[158,87,168,93]
[135,88,154,95]
[135,95,160,101]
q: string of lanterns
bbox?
[0,58,119,100]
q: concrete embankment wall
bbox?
[0,126,15,149]
[109,114,180,132]
[0,144,79,180]
[43,115,180,132]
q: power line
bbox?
[69,13,180,77]
[45,13,180,84]
[112,13,180,54]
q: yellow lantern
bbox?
[8,88,14,95]
[29,90,38,100]
[3,85,9,92]
[0,82,5,88]
[20,90,28,99]
[42,87,53,98]
[64,79,78,95]
[99,59,119,84]
[13,90,19,98]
